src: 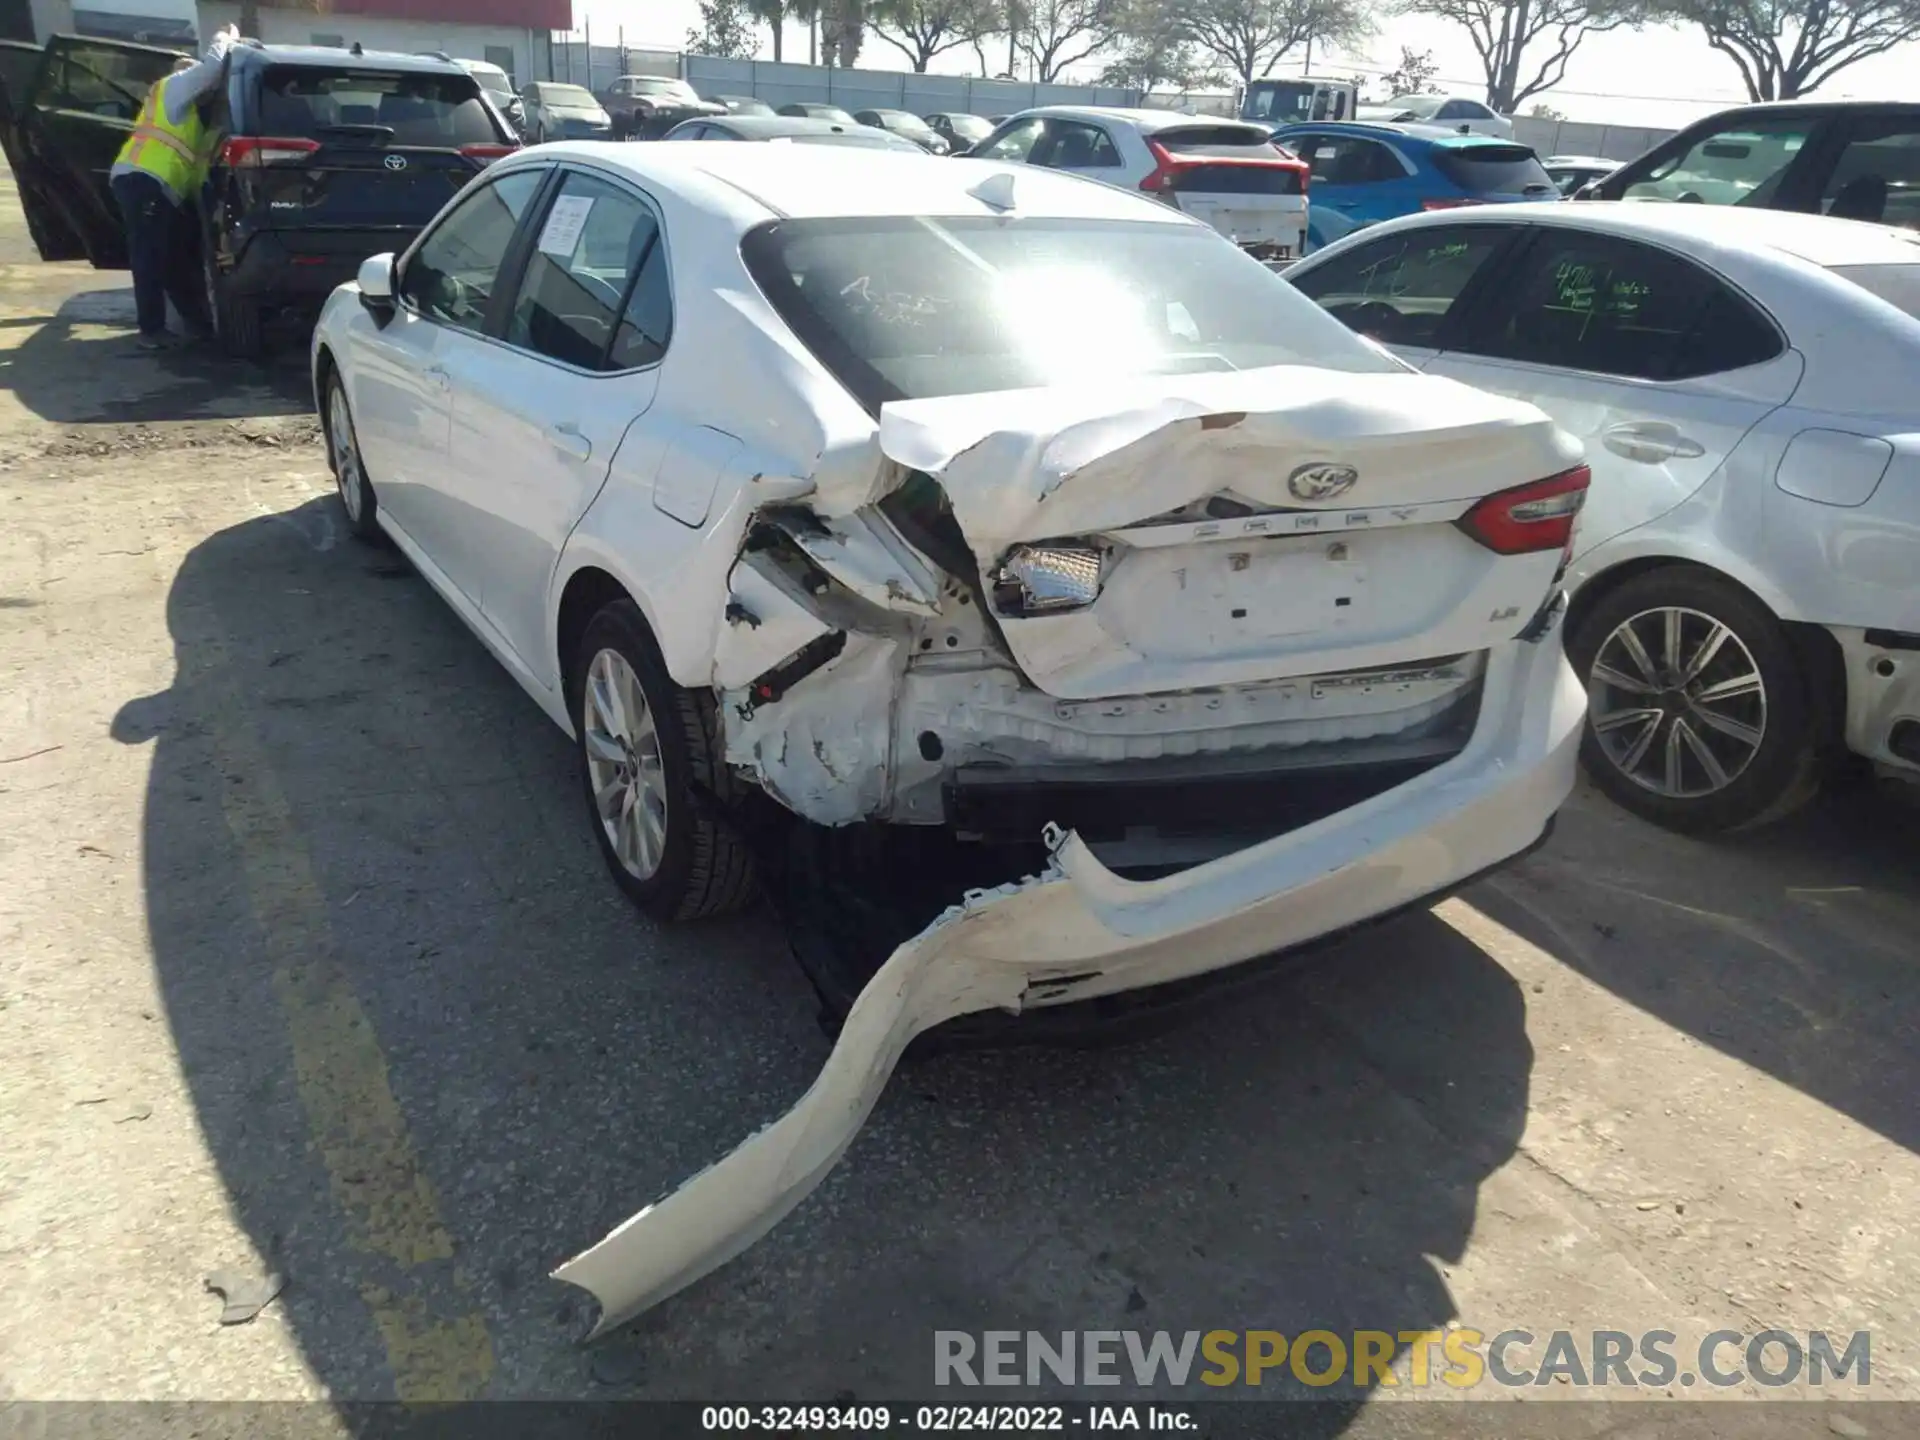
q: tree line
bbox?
[685,0,1920,108]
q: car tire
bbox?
[1568,567,1823,834]
[570,600,756,922]
[204,251,265,360]
[323,371,382,544]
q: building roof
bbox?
[291,0,571,31]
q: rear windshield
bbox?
[945,114,992,140]
[1833,263,1920,321]
[740,215,1397,412]
[1431,144,1554,195]
[258,67,497,146]
[536,83,597,105]
[1156,125,1276,152]
[635,78,699,100]
[470,68,512,96]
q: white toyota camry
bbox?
[1286,203,1920,832]
[311,142,1585,1334]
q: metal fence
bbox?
[1511,116,1677,162]
[542,43,1140,114]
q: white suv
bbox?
[970,107,1310,265]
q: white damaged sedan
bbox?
[312,142,1586,1335]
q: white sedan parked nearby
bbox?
[311,142,1584,1332]
[968,107,1311,265]
[1288,203,1920,832]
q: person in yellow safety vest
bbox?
[109,24,238,349]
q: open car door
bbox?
[1,34,184,266]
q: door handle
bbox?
[1602,421,1705,464]
[548,422,592,462]
[422,364,450,392]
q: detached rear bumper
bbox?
[554,628,1584,1336]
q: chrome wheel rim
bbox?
[328,386,362,523]
[1588,605,1767,799]
[582,647,668,880]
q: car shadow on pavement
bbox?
[111,494,1534,1415]
[0,285,310,424]
[1478,777,1920,1157]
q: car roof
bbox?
[1272,120,1513,150]
[1006,105,1270,135]
[234,43,465,75]
[513,142,1197,226]
[1545,155,1614,167]
[1312,199,1920,270]
[704,115,888,138]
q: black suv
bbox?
[1575,99,1920,230]
[0,34,518,355]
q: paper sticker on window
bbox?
[538,194,595,257]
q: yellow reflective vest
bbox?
[115,74,211,196]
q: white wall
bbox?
[195,2,540,86]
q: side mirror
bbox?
[358,252,396,323]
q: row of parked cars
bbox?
[0,30,1914,840]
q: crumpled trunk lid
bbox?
[874,365,1582,700]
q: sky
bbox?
[572,0,1920,130]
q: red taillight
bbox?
[1421,196,1485,210]
[222,136,320,168]
[1139,138,1178,201]
[1457,466,1591,554]
[460,142,518,162]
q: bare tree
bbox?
[1379,42,1440,92]
[1399,0,1643,111]
[1652,0,1920,98]
[688,0,761,56]
[870,0,1005,69]
[1102,0,1219,87]
[1019,0,1116,80]
[1180,0,1374,86]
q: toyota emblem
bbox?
[1287,462,1359,502]
[383,153,409,171]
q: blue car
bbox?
[1269,121,1559,252]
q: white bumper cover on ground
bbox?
[553,629,1585,1337]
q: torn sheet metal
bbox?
[551,636,1585,1339]
[722,633,902,825]
[764,508,942,617]
[712,552,834,692]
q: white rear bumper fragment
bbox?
[554,633,1584,1338]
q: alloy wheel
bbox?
[1587,605,1767,799]
[328,384,362,523]
[582,647,669,880]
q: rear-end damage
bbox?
[552,367,1588,1336]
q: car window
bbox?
[505,171,663,371]
[608,222,672,369]
[1618,116,1812,206]
[1436,100,1464,120]
[1290,226,1508,347]
[1296,135,1403,185]
[1032,119,1121,169]
[740,214,1399,413]
[1460,101,1494,119]
[258,66,498,146]
[1465,233,1782,380]
[975,116,1044,162]
[402,168,545,331]
[34,40,171,119]
[1820,121,1920,229]
[1430,144,1555,195]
